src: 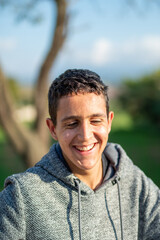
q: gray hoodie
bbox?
[0,143,160,240]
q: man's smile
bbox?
[74,143,96,152]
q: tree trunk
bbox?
[0,67,48,167]
[35,0,67,144]
[0,0,68,167]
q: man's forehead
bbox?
[56,92,107,119]
[58,92,106,104]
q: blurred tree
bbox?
[0,0,68,167]
[118,71,160,127]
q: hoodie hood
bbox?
[35,142,123,192]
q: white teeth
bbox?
[75,144,94,151]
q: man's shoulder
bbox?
[4,166,44,189]
[2,143,67,193]
[106,142,157,185]
[104,142,134,170]
[108,143,160,193]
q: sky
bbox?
[0,0,160,86]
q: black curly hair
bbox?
[48,69,109,125]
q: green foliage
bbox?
[112,111,134,131]
[118,71,160,127]
[7,77,20,102]
[7,77,34,106]
[19,87,34,106]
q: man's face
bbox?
[47,93,114,175]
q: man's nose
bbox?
[77,121,93,141]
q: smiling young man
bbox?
[0,69,160,240]
[46,92,114,190]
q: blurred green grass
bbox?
[0,128,25,191]
[0,114,160,191]
[110,111,160,187]
[109,127,160,187]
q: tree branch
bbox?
[34,0,67,143]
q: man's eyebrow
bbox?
[61,113,107,122]
[89,113,107,118]
[61,116,79,123]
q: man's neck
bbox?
[74,161,103,190]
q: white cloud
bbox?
[67,35,160,68]
[53,35,160,82]
[90,39,113,65]
[99,35,160,67]
[64,38,113,66]
[0,37,17,52]
[110,35,160,67]
[142,36,160,60]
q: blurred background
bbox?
[0,0,160,191]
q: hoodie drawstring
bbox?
[112,175,124,240]
[75,176,123,240]
[75,179,82,240]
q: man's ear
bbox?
[46,118,58,141]
[107,111,114,134]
